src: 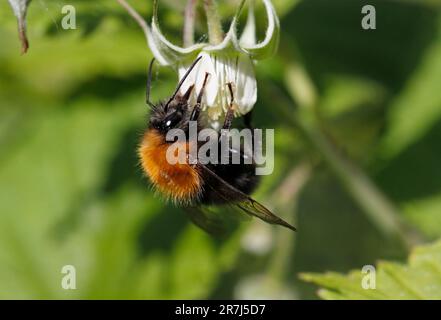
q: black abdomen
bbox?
[198,148,260,205]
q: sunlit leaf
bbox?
[379,21,441,161]
[301,239,441,299]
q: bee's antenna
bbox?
[146,58,156,109]
[165,56,203,109]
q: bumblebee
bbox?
[138,57,295,233]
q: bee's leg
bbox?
[182,84,195,101]
[146,58,156,108]
[190,72,210,121]
[222,83,235,130]
[221,84,254,165]
[222,84,253,130]
[218,83,235,153]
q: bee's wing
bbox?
[199,164,296,231]
[183,205,240,237]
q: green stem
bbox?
[266,164,311,284]
[203,0,223,44]
[298,114,419,247]
[184,0,197,47]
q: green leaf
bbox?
[403,195,441,238]
[379,18,441,161]
[300,239,441,299]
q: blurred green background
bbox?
[1,0,441,299]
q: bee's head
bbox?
[148,81,196,133]
[145,57,203,135]
[149,95,191,133]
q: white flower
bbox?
[177,52,257,122]
[146,0,280,124]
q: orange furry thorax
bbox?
[138,129,201,203]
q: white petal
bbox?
[148,0,205,65]
[7,0,31,53]
[150,24,204,65]
[239,0,280,60]
[177,64,197,98]
[213,55,230,112]
[234,56,257,114]
[194,53,218,107]
[178,52,218,107]
[211,55,257,116]
[239,1,256,47]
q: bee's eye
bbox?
[163,112,182,130]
